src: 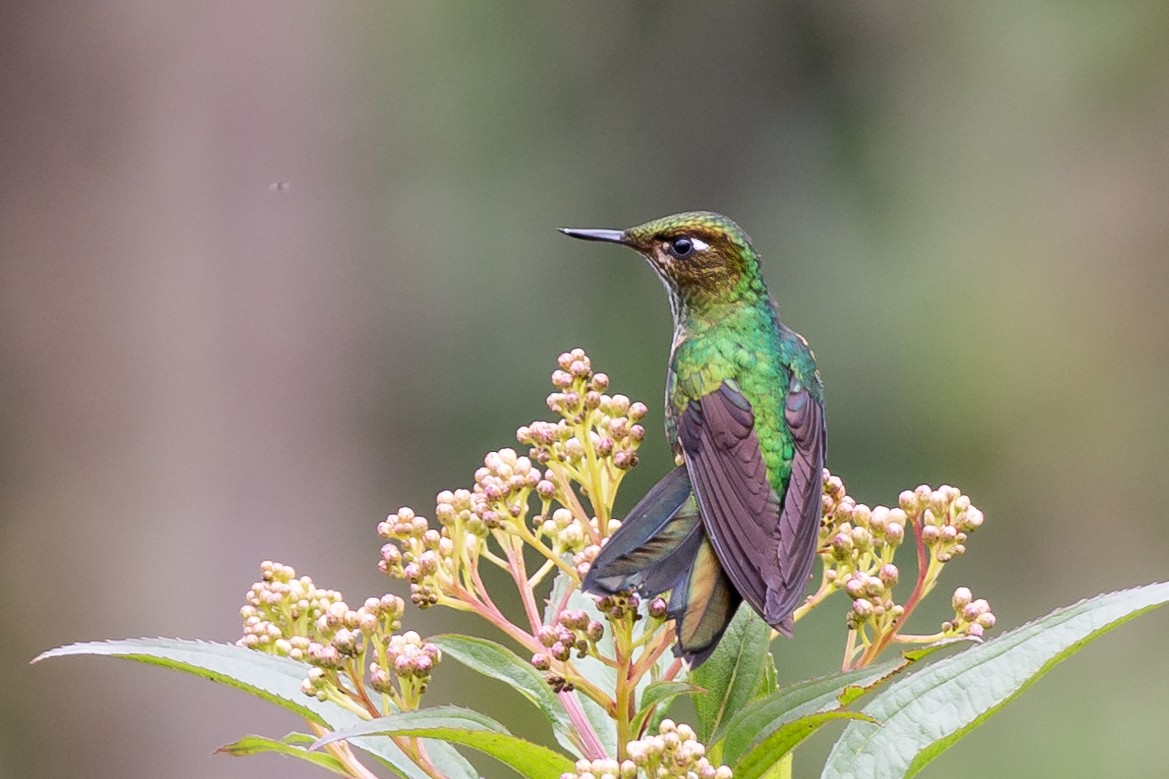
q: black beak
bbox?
[558,227,628,245]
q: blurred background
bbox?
[3,2,1168,777]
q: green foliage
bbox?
[822,582,1169,778]
[690,607,773,745]
[631,681,702,738]
[34,638,476,779]
[216,733,352,776]
[716,658,909,766]
[430,633,593,758]
[310,707,575,779]
[735,711,873,779]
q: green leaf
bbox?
[757,650,778,696]
[822,582,1169,779]
[734,711,875,779]
[690,605,771,744]
[216,733,351,776]
[430,634,583,753]
[33,639,476,779]
[312,705,575,779]
[631,681,703,737]
[35,639,351,725]
[717,657,907,766]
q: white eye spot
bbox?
[690,238,710,252]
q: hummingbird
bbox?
[561,212,825,666]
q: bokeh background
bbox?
[3,3,1168,777]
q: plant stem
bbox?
[308,721,380,779]
[345,658,381,716]
[506,541,543,632]
[857,518,942,666]
[891,632,946,644]
[793,578,834,622]
[550,466,599,544]
[401,738,448,779]
[528,557,557,588]
[629,630,673,684]
[842,628,858,672]
[454,570,614,711]
[612,615,635,760]
[512,521,579,579]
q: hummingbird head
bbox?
[560,211,766,315]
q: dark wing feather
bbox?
[764,383,826,627]
[583,466,703,597]
[679,384,778,621]
[679,381,825,635]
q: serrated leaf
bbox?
[35,639,351,725]
[690,606,771,744]
[631,681,703,737]
[216,733,350,775]
[822,581,1169,779]
[717,657,907,766]
[736,711,875,779]
[312,705,574,779]
[33,638,475,779]
[430,634,582,753]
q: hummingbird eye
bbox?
[667,237,694,259]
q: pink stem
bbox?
[559,689,608,760]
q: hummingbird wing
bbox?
[767,380,827,627]
[583,465,741,666]
[678,380,825,635]
[583,466,702,596]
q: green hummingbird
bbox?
[561,211,826,666]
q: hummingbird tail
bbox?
[667,536,743,667]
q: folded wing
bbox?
[678,380,825,634]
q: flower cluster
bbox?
[805,472,993,667]
[818,476,910,635]
[378,507,455,608]
[365,631,443,705]
[944,587,997,639]
[472,448,543,529]
[518,348,647,520]
[238,561,347,656]
[377,349,652,630]
[625,720,732,779]
[236,562,440,712]
[535,507,593,557]
[223,349,1002,779]
[898,484,984,563]
[558,720,731,779]
[534,609,606,663]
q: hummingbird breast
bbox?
[666,298,810,493]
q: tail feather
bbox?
[668,536,742,666]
